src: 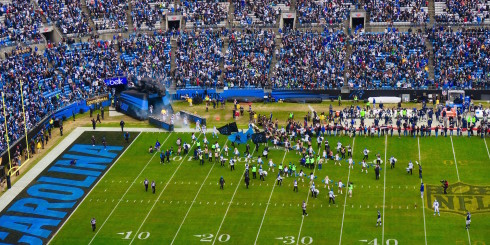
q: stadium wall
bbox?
[174,89,490,101]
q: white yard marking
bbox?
[211,148,256,245]
[170,139,229,244]
[449,136,471,245]
[382,135,387,244]
[87,133,171,245]
[484,138,490,160]
[418,138,428,245]
[254,151,288,244]
[129,133,203,245]
[339,138,355,245]
[449,137,461,181]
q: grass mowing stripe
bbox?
[170,138,229,245]
[253,150,288,245]
[87,132,170,245]
[129,133,202,245]
[418,138,428,245]
[339,137,355,245]
[382,135,387,245]
[484,138,490,160]
[211,148,256,245]
[48,131,143,245]
[449,136,471,245]
[296,148,318,245]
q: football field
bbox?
[48,131,490,245]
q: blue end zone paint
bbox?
[0,136,130,244]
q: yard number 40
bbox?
[360,238,398,245]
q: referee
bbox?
[151,181,156,194]
[91,217,96,231]
[144,179,149,192]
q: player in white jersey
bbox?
[433,199,440,216]
[348,157,354,169]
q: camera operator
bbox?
[441,180,449,194]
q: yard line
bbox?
[211,148,256,245]
[170,139,229,245]
[484,138,490,160]
[48,132,143,244]
[129,133,203,245]
[87,132,171,245]
[339,137,355,245]
[382,135,387,245]
[296,136,325,245]
[418,138,428,245]
[254,150,288,245]
[449,136,471,245]
[449,136,460,182]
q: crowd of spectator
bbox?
[182,0,228,27]
[88,0,129,32]
[0,0,44,46]
[429,27,490,89]
[37,0,92,35]
[271,29,347,89]
[233,0,287,26]
[131,0,162,30]
[367,0,429,24]
[0,47,54,152]
[346,29,430,89]
[175,29,224,87]
[224,28,275,88]
[296,0,350,25]
[119,32,172,87]
[435,0,490,24]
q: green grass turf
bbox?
[49,132,490,245]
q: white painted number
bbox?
[301,236,313,245]
[138,232,150,240]
[218,234,230,242]
[194,234,230,242]
[283,236,295,244]
[279,236,313,244]
[200,234,213,242]
[386,239,398,245]
[118,231,150,240]
[173,156,183,161]
[121,231,132,240]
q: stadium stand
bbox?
[87,0,129,33]
[0,0,44,47]
[429,27,490,89]
[37,0,92,36]
[224,29,275,88]
[1,0,490,158]
[435,0,490,24]
[271,29,347,89]
[295,0,351,26]
[232,0,289,27]
[346,30,430,89]
[367,0,429,25]
[182,0,229,28]
[174,29,224,88]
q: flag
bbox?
[251,132,267,144]
[218,122,238,135]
